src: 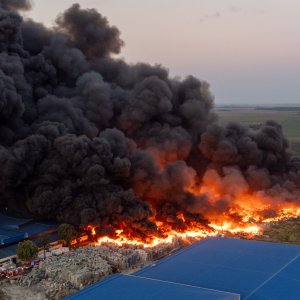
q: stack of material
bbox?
[16,239,187,298]
[95,245,149,270]
[40,247,112,288]
[145,237,186,260]
[123,249,148,267]
[17,243,154,296]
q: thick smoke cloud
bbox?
[0,3,299,233]
[0,0,31,11]
[56,4,124,58]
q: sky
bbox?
[26,0,300,105]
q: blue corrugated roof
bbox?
[0,244,17,259]
[0,213,58,246]
[0,229,26,245]
[246,256,300,300]
[65,274,240,300]
[0,232,60,260]
[63,238,300,299]
[0,214,31,227]
[20,222,57,237]
[31,232,60,245]
[135,237,300,300]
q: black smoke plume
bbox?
[0,2,299,233]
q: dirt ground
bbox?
[0,283,45,300]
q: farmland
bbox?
[217,107,300,155]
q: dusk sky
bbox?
[27,0,300,105]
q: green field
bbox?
[217,107,300,155]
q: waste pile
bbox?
[16,239,184,298]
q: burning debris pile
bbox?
[0,0,300,245]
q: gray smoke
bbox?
[0,2,299,234]
[0,0,31,11]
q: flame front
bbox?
[86,221,262,248]
[85,179,300,248]
[95,226,215,248]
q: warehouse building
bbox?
[0,213,58,263]
[66,273,240,300]
[66,237,300,300]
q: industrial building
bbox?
[0,213,58,263]
[66,237,300,300]
[65,273,240,300]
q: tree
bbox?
[37,236,50,259]
[17,240,38,261]
[57,224,77,247]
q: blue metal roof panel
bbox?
[0,229,25,245]
[246,256,300,300]
[0,214,31,227]
[0,244,17,259]
[20,222,57,237]
[0,230,59,259]
[135,238,300,299]
[0,212,58,245]
[65,274,240,300]
[31,232,59,245]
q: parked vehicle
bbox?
[0,265,24,279]
[22,258,41,269]
[32,259,40,267]
[0,263,17,279]
[0,268,7,278]
[6,267,24,278]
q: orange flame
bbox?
[85,178,300,248]
[90,221,263,248]
[85,225,96,235]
